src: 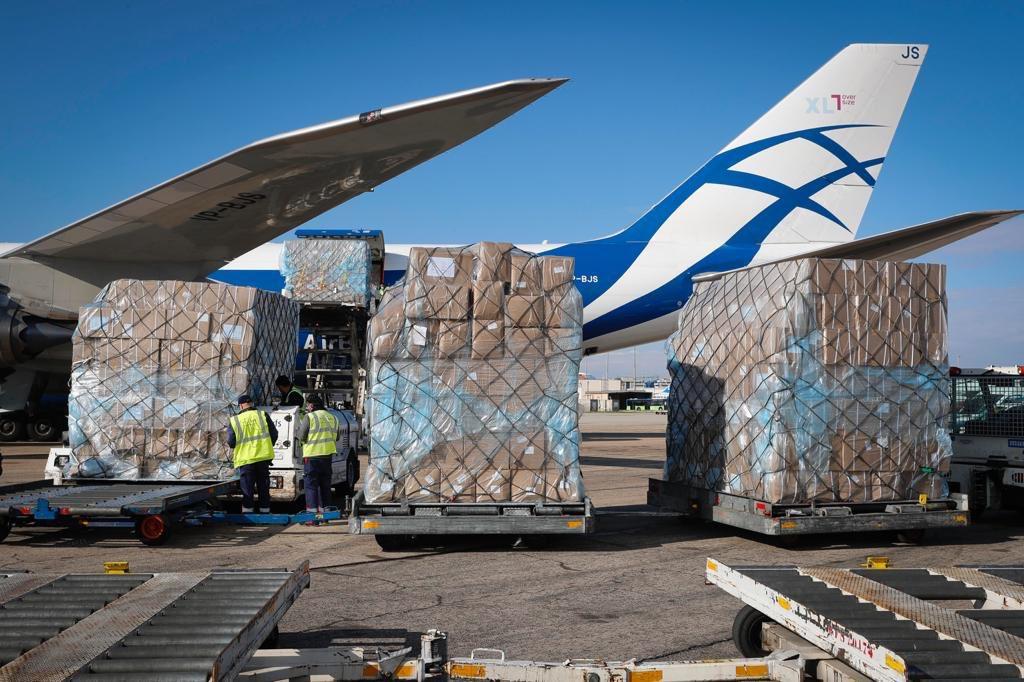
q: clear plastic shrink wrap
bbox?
[68,280,299,480]
[665,258,952,504]
[364,242,585,503]
[281,238,372,306]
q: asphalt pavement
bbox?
[2,413,1021,663]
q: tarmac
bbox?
[2,412,1022,662]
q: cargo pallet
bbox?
[0,564,310,680]
[0,479,343,546]
[348,490,594,550]
[648,478,970,539]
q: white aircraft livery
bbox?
[0,44,1019,427]
[209,43,1018,354]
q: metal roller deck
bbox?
[0,563,309,681]
[0,479,238,545]
[708,558,1024,681]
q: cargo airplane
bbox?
[0,43,1019,440]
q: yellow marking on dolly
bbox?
[735,663,769,677]
[918,494,929,505]
[706,559,718,572]
[566,519,583,529]
[885,653,906,673]
[448,662,487,678]
[780,520,798,530]
[104,561,129,574]
[776,596,791,610]
[861,556,890,569]
[395,662,418,678]
[363,520,380,530]
[631,669,663,682]
[953,513,968,524]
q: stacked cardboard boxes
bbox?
[665,258,952,504]
[364,242,584,504]
[68,280,299,480]
[281,238,372,306]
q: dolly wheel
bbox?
[136,514,170,546]
[896,528,926,545]
[732,605,772,657]
[0,517,11,543]
[375,534,414,551]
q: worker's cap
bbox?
[237,394,254,405]
[274,375,293,387]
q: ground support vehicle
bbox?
[707,558,1024,681]
[648,479,969,541]
[0,478,344,546]
[0,563,309,680]
[264,406,361,503]
[348,490,595,550]
[947,366,1024,516]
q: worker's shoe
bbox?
[241,507,254,513]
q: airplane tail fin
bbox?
[618,43,928,250]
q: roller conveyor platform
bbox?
[708,559,1024,681]
[0,563,309,681]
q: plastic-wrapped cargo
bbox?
[67,280,299,480]
[281,238,372,306]
[665,258,952,504]
[364,242,585,503]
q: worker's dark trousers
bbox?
[239,460,272,510]
[303,456,333,510]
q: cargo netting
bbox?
[665,258,952,504]
[68,280,299,480]
[281,238,372,306]
[364,242,585,503]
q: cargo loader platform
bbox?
[348,491,593,550]
[648,479,970,540]
[0,479,344,546]
[708,559,1024,681]
[0,563,309,681]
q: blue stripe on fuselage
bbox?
[208,268,406,291]
[547,124,876,307]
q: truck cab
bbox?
[947,365,1024,516]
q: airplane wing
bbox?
[693,210,1022,283]
[3,78,566,284]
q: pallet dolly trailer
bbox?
[347,490,595,550]
[0,478,344,546]
[648,479,971,540]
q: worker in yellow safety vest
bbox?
[275,375,305,409]
[227,394,278,513]
[297,395,342,516]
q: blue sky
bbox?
[2,1,1022,375]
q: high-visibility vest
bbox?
[303,410,339,458]
[229,409,275,467]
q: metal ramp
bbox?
[708,559,1024,681]
[0,564,309,681]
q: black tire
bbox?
[732,605,771,657]
[27,418,59,442]
[0,517,11,543]
[136,514,171,546]
[261,625,280,648]
[334,453,359,498]
[375,534,414,551]
[896,528,926,545]
[0,415,25,442]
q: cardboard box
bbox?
[407,247,473,283]
[404,279,470,320]
[476,241,513,282]
[472,280,505,320]
[510,254,542,294]
[437,320,470,358]
[471,319,504,359]
[541,256,575,290]
[506,295,544,328]
[506,328,545,357]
